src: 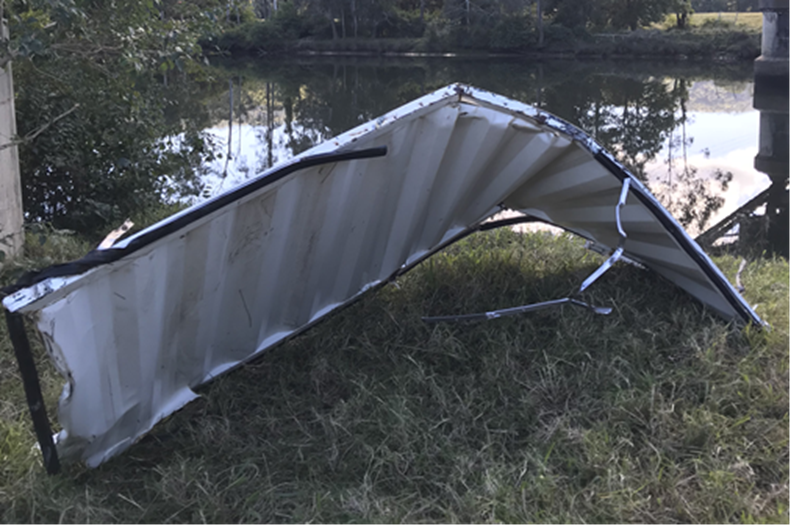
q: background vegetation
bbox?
[207,0,763,56]
[0,0,763,234]
[2,0,231,235]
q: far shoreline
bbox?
[204,23,762,65]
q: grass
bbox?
[689,12,763,32]
[0,227,788,523]
[658,12,764,32]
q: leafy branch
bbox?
[0,102,79,152]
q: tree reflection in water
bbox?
[200,58,761,236]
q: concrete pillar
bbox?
[755,0,789,79]
[0,21,25,267]
[753,71,791,258]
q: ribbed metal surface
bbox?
[2,84,762,467]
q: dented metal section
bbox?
[2,84,763,471]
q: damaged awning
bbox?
[1,84,763,473]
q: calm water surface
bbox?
[194,57,780,244]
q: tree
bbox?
[671,0,693,29]
[544,0,597,30]
[1,14,24,263]
[601,0,673,30]
[3,0,225,233]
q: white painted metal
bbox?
[2,84,762,468]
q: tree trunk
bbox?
[341,5,346,39]
[420,0,425,23]
[330,10,338,39]
[0,21,24,265]
[352,0,358,38]
[222,79,233,178]
[676,9,689,29]
[537,0,544,47]
[237,77,242,158]
[266,82,273,169]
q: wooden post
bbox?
[0,20,24,267]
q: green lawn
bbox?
[1,228,788,523]
[659,11,764,31]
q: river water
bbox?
[193,56,785,252]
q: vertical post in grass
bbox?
[0,20,24,268]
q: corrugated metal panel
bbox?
[2,84,762,468]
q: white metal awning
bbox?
[2,84,762,471]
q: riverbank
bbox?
[205,25,760,62]
[1,228,787,522]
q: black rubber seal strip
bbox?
[593,151,761,326]
[2,146,387,296]
[5,311,61,475]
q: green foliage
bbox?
[187,0,763,56]
[213,21,285,52]
[604,0,675,30]
[4,0,229,234]
[671,0,694,29]
[543,0,694,32]
[14,59,217,233]
[4,0,224,70]
[209,3,314,54]
[542,23,576,45]
[488,13,533,50]
[545,0,597,31]
[271,1,310,39]
[379,7,427,38]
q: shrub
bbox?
[421,16,456,51]
[489,14,533,51]
[544,24,576,47]
[270,2,310,40]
